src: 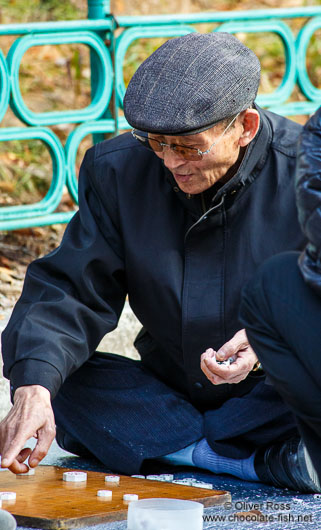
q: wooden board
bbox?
[0,466,230,529]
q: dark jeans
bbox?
[240,251,321,477]
[52,351,297,475]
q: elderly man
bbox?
[0,32,314,491]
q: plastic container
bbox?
[127,498,204,530]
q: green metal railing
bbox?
[0,0,321,230]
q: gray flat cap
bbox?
[123,32,261,135]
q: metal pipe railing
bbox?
[0,2,320,230]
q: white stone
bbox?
[0,492,16,500]
[105,475,120,484]
[97,490,113,498]
[63,471,87,482]
[123,493,139,501]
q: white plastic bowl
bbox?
[127,498,204,530]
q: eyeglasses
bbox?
[131,113,240,161]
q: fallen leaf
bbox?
[0,256,12,268]
[0,181,14,193]
[0,269,14,284]
[235,510,265,521]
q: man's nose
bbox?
[162,147,186,170]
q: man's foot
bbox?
[192,438,259,482]
[255,438,321,493]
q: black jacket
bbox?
[2,107,305,408]
[296,106,321,296]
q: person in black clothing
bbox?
[240,106,321,491]
[0,33,317,492]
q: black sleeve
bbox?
[295,106,321,296]
[1,147,127,398]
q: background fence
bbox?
[0,0,321,230]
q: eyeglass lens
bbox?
[148,138,200,161]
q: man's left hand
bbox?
[200,329,258,385]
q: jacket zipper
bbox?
[184,194,225,242]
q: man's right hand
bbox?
[0,385,56,474]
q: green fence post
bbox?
[88,0,111,19]
[87,0,114,144]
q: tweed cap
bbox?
[123,32,261,135]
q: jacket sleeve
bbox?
[295,106,321,296]
[1,147,127,398]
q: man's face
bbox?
[149,118,243,195]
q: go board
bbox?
[0,466,230,529]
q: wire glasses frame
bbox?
[131,113,240,161]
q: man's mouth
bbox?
[173,173,192,183]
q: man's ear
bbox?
[238,109,260,147]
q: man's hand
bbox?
[0,385,56,474]
[201,329,258,385]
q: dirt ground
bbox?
[0,224,67,311]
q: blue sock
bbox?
[158,442,198,467]
[192,438,260,482]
